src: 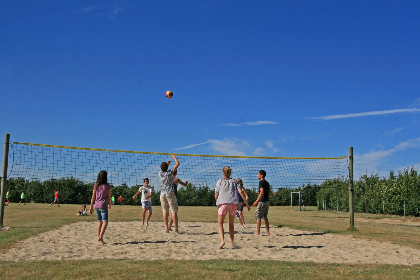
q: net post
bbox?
[290,192,293,211]
[0,134,10,228]
[299,191,301,211]
[349,147,354,228]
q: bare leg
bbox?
[162,212,169,233]
[99,222,108,244]
[228,214,235,248]
[142,207,146,226]
[146,211,152,226]
[239,211,246,228]
[168,211,173,230]
[263,219,270,235]
[97,221,102,241]
[218,214,226,249]
[255,219,261,235]
[172,212,179,233]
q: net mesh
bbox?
[8,142,349,191]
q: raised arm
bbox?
[171,155,180,171]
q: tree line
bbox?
[2,167,419,216]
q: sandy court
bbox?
[1,221,420,265]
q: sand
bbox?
[1,221,420,265]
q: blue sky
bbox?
[1,0,419,180]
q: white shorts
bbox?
[160,193,178,213]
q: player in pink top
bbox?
[215,166,250,249]
[89,170,112,245]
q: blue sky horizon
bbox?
[1,0,419,180]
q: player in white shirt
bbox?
[133,178,153,226]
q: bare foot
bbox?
[98,238,106,245]
[254,233,260,236]
[243,224,247,228]
[218,242,225,249]
[230,240,235,249]
[174,228,179,234]
[263,232,270,236]
[169,228,173,232]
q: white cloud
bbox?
[80,4,124,19]
[386,127,403,135]
[174,139,249,156]
[218,120,278,126]
[110,5,124,19]
[81,6,97,12]
[355,137,420,178]
[303,108,420,121]
[409,97,420,108]
[394,163,420,174]
[174,141,210,150]
[264,140,280,154]
[175,138,284,157]
[265,140,274,148]
[208,139,249,156]
[243,121,278,126]
[253,147,265,156]
[218,123,243,127]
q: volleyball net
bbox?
[7,142,349,191]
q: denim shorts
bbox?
[95,208,109,222]
[141,201,153,212]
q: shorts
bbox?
[255,201,270,221]
[218,203,238,216]
[20,199,26,203]
[237,202,244,212]
[95,208,109,222]
[54,198,59,203]
[141,201,152,212]
[160,193,178,214]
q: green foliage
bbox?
[316,167,420,216]
[177,184,216,206]
[316,179,348,211]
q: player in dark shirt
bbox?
[252,170,270,235]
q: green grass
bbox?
[1,203,420,279]
[0,260,419,279]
